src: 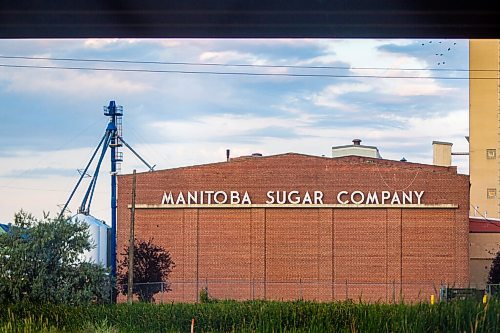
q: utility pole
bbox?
[127,169,137,304]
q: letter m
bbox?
[162,191,174,204]
[366,192,379,204]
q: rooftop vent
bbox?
[252,153,263,157]
[332,139,381,159]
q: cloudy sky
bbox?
[0,38,469,223]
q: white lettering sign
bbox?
[266,191,325,204]
[335,190,424,205]
[161,190,425,205]
[337,191,348,204]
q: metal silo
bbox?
[71,213,109,267]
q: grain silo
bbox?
[72,213,109,266]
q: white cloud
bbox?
[385,78,456,96]
[318,40,417,69]
[199,50,265,65]
[375,110,468,139]
[83,39,139,49]
[295,109,467,145]
[2,66,152,98]
[198,50,290,76]
[0,147,104,177]
[295,109,469,172]
[307,40,457,98]
[311,83,373,111]
[151,113,314,141]
[0,146,114,222]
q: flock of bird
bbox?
[421,40,457,66]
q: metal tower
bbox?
[106,101,122,279]
[60,101,154,280]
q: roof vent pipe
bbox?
[226,149,230,162]
[352,139,362,146]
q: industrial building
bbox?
[469,39,500,287]
[469,217,500,285]
[117,140,469,302]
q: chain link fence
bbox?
[486,283,500,296]
[114,280,463,303]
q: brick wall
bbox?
[117,153,469,302]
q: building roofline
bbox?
[118,152,465,178]
[469,216,500,233]
[332,144,380,150]
[432,141,453,146]
[470,216,500,222]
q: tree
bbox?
[0,210,111,305]
[117,239,175,302]
[488,251,500,284]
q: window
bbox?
[487,188,497,199]
[486,149,496,159]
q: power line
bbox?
[0,63,487,79]
[1,54,495,72]
[0,185,106,193]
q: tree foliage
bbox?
[488,251,500,284]
[0,210,111,305]
[117,239,175,302]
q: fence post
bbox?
[331,280,334,302]
[299,278,303,300]
[392,280,395,303]
[252,279,255,300]
[345,279,348,300]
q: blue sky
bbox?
[0,39,469,222]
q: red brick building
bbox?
[117,153,469,302]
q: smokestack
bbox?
[352,139,362,146]
[432,141,452,167]
[226,149,230,162]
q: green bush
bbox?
[199,287,212,303]
[0,211,111,306]
[82,319,118,333]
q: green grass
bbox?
[1,299,499,332]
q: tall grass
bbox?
[0,308,60,333]
[1,299,499,332]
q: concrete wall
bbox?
[469,39,500,218]
[470,233,500,287]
